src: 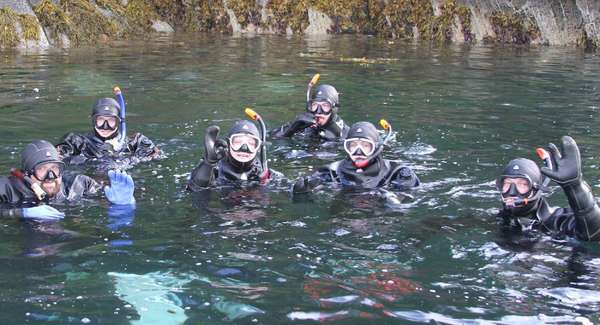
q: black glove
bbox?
[204,126,228,164]
[271,112,316,138]
[540,136,581,186]
[292,176,311,194]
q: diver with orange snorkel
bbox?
[292,120,420,197]
[270,74,349,141]
[496,136,600,241]
[187,108,278,191]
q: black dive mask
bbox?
[97,119,117,131]
[32,163,63,182]
[233,143,253,154]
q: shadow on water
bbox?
[1,35,600,323]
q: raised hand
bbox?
[204,125,227,164]
[540,136,581,186]
[104,170,136,205]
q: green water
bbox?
[1,35,600,324]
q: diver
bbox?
[292,120,420,194]
[56,88,161,165]
[187,109,277,191]
[496,136,600,241]
[0,140,136,220]
[270,74,349,141]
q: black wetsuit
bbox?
[187,156,269,192]
[56,132,160,163]
[497,196,600,241]
[270,113,349,141]
[301,157,420,191]
[0,174,101,218]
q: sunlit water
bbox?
[1,35,600,324]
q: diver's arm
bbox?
[292,167,334,194]
[0,177,23,218]
[127,132,162,160]
[270,112,315,138]
[187,126,226,191]
[391,167,420,190]
[55,133,87,158]
[0,206,23,219]
[541,136,600,241]
[187,160,218,191]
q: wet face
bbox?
[344,138,375,163]
[498,176,533,207]
[308,101,333,126]
[229,133,260,163]
[94,115,119,139]
[32,162,63,197]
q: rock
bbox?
[151,20,174,33]
[304,7,332,35]
[0,0,49,49]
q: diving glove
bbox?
[204,125,228,164]
[22,205,65,221]
[105,170,136,205]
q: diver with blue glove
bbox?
[0,140,135,221]
[496,136,600,241]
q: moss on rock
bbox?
[227,0,260,28]
[265,0,308,33]
[182,0,230,33]
[489,10,540,44]
[0,7,19,48]
[18,14,41,41]
[33,0,120,46]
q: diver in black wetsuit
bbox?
[270,84,349,141]
[0,140,136,221]
[496,136,600,241]
[56,97,161,164]
[292,121,420,193]
[188,119,276,191]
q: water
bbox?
[1,35,600,324]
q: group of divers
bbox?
[1,74,600,243]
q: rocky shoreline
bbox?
[0,0,599,50]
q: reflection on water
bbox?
[1,35,600,323]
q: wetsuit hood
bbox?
[499,158,543,217]
[92,97,121,140]
[21,140,64,172]
[345,121,381,168]
[226,120,261,170]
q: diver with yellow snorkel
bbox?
[187,108,277,191]
[292,120,420,195]
[270,74,349,141]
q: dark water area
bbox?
[2,35,600,324]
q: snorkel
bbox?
[502,149,553,208]
[11,168,46,201]
[113,86,127,149]
[244,108,269,180]
[354,119,393,169]
[306,73,320,104]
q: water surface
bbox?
[1,35,600,324]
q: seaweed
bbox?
[0,7,19,48]
[182,0,230,33]
[265,0,309,33]
[227,0,260,28]
[489,10,540,45]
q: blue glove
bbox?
[104,170,136,205]
[22,205,65,221]
[107,204,136,232]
